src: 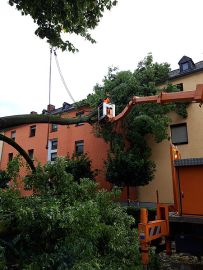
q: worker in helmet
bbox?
[103,93,110,104]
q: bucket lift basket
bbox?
[98,102,115,121]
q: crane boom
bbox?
[110,84,203,122]
[105,84,203,268]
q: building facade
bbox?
[138,56,203,205]
[1,56,202,204]
[0,103,135,200]
[0,133,3,164]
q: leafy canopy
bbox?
[8,0,117,51]
[0,157,141,269]
[24,153,97,193]
[65,153,97,183]
[83,54,188,189]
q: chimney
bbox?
[47,104,55,112]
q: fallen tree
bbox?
[0,110,97,171]
[0,110,97,132]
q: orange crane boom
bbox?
[110,84,203,122]
[105,84,203,268]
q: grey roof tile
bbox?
[169,60,203,79]
[174,158,203,167]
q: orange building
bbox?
[0,103,135,201]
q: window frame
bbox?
[170,123,188,145]
[181,62,189,72]
[8,153,13,161]
[28,149,34,160]
[75,140,84,155]
[51,139,58,150]
[51,152,57,161]
[29,125,36,137]
[51,123,58,132]
[176,83,183,92]
[47,138,58,162]
[11,130,16,141]
[75,111,84,126]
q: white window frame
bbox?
[48,139,58,161]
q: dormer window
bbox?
[178,56,195,73]
[182,62,189,71]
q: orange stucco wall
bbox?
[0,108,136,201]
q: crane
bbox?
[103,84,203,268]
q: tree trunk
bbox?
[0,110,98,172]
[0,110,97,132]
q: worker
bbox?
[103,93,111,104]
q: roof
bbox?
[178,56,194,65]
[42,102,76,115]
[169,60,203,79]
[174,158,203,167]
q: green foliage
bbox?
[0,171,10,189]
[0,158,142,269]
[82,54,189,190]
[0,156,25,189]
[65,153,97,183]
[25,154,96,193]
[6,155,24,183]
[8,0,117,51]
[106,148,155,188]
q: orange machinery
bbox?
[138,144,203,267]
[106,84,203,267]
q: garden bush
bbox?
[0,158,142,269]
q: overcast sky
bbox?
[1,0,203,116]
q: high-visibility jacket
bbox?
[103,97,110,103]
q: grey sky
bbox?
[1,0,203,116]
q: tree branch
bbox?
[0,134,35,173]
[0,110,97,131]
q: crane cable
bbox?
[53,49,76,103]
[45,48,76,149]
[46,47,53,149]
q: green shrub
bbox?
[65,153,97,183]
[0,157,142,269]
[0,170,10,189]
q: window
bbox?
[8,153,13,161]
[170,123,188,145]
[75,140,84,155]
[51,152,57,161]
[76,111,84,126]
[47,139,58,161]
[28,149,34,160]
[51,124,58,132]
[30,125,36,137]
[11,131,16,141]
[181,62,189,71]
[176,83,183,92]
[51,139,58,150]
